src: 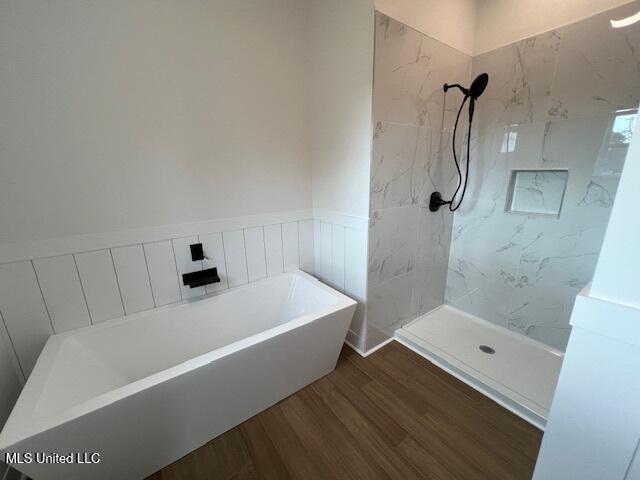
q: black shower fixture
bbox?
[429,73,489,213]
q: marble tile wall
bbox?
[447,1,640,351]
[367,12,471,348]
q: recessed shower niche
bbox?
[506,169,569,217]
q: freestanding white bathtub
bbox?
[0,271,356,480]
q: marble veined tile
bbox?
[464,124,509,204]
[549,1,640,119]
[508,279,578,351]
[506,122,546,169]
[412,259,448,317]
[445,257,516,328]
[449,198,527,272]
[416,205,453,265]
[419,123,464,204]
[368,205,418,287]
[371,121,431,210]
[367,271,415,336]
[473,30,561,132]
[518,206,610,290]
[467,121,548,206]
[507,170,568,216]
[541,114,618,210]
[374,12,471,129]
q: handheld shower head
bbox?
[469,73,489,100]
[443,73,489,99]
[430,73,490,213]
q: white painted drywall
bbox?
[0,0,312,245]
[308,0,375,218]
[375,0,477,54]
[475,0,636,54]
[0,0,376,422]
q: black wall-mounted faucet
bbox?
[183,268,221,289]
[183,243,219,288]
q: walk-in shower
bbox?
[429,73,489,212]
[370,1,639,428]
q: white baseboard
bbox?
[344,336,395,357]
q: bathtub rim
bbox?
[0,270,356,451]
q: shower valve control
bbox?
[429,192,449,212]
[190,243,208,261]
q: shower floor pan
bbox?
[395,305,563,429]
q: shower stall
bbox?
[367,2,639,427]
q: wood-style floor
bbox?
[148,341,543,480]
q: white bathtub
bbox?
[0,271,356,480]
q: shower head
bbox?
[469,73,489,100]
[431,73,490,213]
[443,73,489,100]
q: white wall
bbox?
[0,0,312,245]
[0,0,376,418]
[375,0,477,54]
[307,0,373,351]
[309,0,375,218]
[475,0,636,54]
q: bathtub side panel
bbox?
[5,305,355,480]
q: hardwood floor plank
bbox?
[311,376,423,479]
[361,379,493,480]
[373,347,541,469]
[384,343,541,450]
[291,386,391,479]
[327,358,409,446]
[257,405,325,479]
[358,356,532,480]
[239,415,292,480]
[210,428,256,479]
[150,342,543,480]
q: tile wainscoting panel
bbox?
[312,211,369,351]
[243,227,267,283]
[298,220,315,273]
[221,230,249,288]
[143,241,182,307]
[0,262,53,376]
[112,245,155,315]
[172,236,205,299]
[264,224,285,277]
[32,255,91,332]
[281,222,300,273]
[74,250,125,324]
[0,213,328,390]
[330,225,346,291]
[200,232,230,295]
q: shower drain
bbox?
[479,345,496,354]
